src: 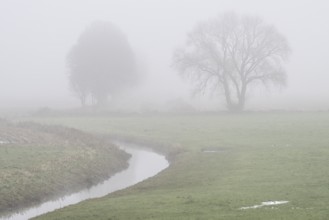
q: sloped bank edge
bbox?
[31,136,179,220]
[0,123,131,218]
[101,133,186,165]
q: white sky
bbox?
[0,0,328,110]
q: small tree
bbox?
[173,13,291,111]
[67,21,136,107]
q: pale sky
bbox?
[0,0,328,111]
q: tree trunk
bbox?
[223,75,233,110]
[226,83,246,112]
[80,95,86,108]
[236,83,247,111]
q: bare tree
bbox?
[173,13,291,111]
[67,21,136,107]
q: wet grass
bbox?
[29,112,329,219]
[0,122,129,215]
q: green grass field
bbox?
[27,112,329,219]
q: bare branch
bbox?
[173,12,290,111]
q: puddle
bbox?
[201,147,227,153]
[240,201,289,210]
[202,150,220,153]
[0,140,10,145]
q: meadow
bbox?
[25,112,329,219]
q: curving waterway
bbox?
[1,141,169,220]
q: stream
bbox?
[1,141,169,220]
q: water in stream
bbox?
[1,142,169,220]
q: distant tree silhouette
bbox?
[67,21,136,107]
[174,13,291,112]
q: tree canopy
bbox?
[174,13,291,111]
[67,21,136,107]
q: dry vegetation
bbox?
[0,120,130,215]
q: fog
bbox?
[0,0,328,112]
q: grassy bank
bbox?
[28,112,329,219]
[0,121,130,216]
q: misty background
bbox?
[0,0,328,112]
